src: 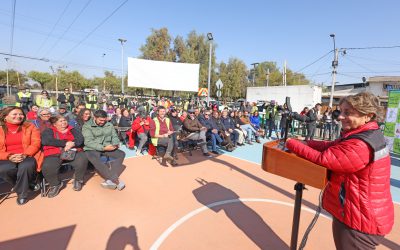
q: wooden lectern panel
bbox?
[262,140,328,189]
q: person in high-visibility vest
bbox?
[149,106,176,164]
[15,86,32,113]
[85,89,98,110]
[35,90,53,109]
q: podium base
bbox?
[290,182,305,250]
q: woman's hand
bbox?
[8,154,24,163]
[64,141,75,151]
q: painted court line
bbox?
[150,198,331,250]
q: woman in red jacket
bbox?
[131,111,151,156]
[0,107,43,205]
[287,92,394,249]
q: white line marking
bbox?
[150,198,331,250]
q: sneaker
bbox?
[73,180,83,191]
[116,180,125,191]
[48,182,63,198]
[211,150,219,155]
[203,152,212,158]
[256,139,261,143]
[135,151,141,156]
[101,180,117,190]
[247,141,253,145]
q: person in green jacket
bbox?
[82,110,125,190]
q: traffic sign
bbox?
[198,88,208,97]
[216,89,222,97]
[216,79,223,90]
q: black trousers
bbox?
[85,149,125,183]
[306,123,316,140]
[41,151,88,186]
[0,157,36,198]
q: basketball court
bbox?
[0,140,399,250]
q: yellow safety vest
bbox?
[151,117,170,146]
[86,95,98,109]
[36,95,53,108]
[15,92,31,107]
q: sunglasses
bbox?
[204,113,210,116]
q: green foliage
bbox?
[28,71,53,90]
[58,70,90,91]
[218,58,249,99]
[0,70,28,87]
[139,28,176,61]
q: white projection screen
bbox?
[127,57,200,92]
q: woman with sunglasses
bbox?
[35,90,53,109]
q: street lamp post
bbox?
[118,38,127,94]
[329,34,339,108]
[251,63,259,86]
[207,33,213,106]
[102,53,106,92]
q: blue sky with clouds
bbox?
[1,0,400,86]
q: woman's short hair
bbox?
[339,92,382,121]
[49,114,66,125]
[37,107,50,116]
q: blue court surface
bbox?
[121,138,400,204]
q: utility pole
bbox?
[118,39,127,94]
[251,63,259,86]
[329,34,338,108]
[266,68,270,87]
[5,58,10,96]
[283,60,287,86]
[207,33,213,106]
[102,53,106,92]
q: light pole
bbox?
[329,34,338,108]
[5,58,10,96]
[118,38,127,94]
[266,68,270,87]
[207,33,213,106]
[251,62,259,86]
[102,53,106,92]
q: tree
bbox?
[58,70,90,91]
[28,71,52,90]
[0,70,28,87]
[92,71,121,93]
[140,28,176,61]
[218,58,248,99]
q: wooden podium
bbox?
[262,140,328,250]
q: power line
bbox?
[343,45,400,50]
[9,0,17,54]
[34,0,73,56]
[342,56,375,73]
[0,52,49,62]
[295,50,333,73]
[43,0,93,57]
[59,0,129,60]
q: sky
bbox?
[1,0,400,86]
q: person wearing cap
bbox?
[85,89,98,110]
[15,86,32,113]
[132,108,151,154]
[117,93,128,109]
[57,104,75,125]
[183,109,211,157]
[57,88,75,111]
[35,90,53,109]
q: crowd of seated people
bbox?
[0,95,273,205]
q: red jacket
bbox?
[0,122,44,171]
[287,122,394,235]
[131,116,151,135]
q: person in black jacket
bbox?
[57,88,75,111]
[305,103,322,140]
[41,115,88,197]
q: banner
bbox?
[384,90,400,153]
[127,57,200,92]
